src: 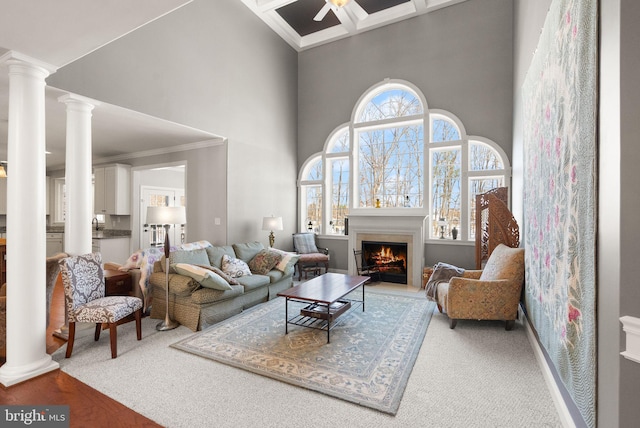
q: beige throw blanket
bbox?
[425,262,465,302]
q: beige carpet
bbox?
[52,289,563,427]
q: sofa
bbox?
[143,241,297,331]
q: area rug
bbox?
[171,291,435,415]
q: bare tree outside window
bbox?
[357,89,424,208]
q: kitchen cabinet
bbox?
[94,164,130,215]
[46,232,64,257]
[92,237,131,265]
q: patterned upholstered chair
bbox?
[59,252,143,359]
[292,233,329,280]
[436,244,525,330]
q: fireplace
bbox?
[362,241,408,284]
[347,211,428,288]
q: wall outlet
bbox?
[214,218,221,225]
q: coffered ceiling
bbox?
[240,0,470,51]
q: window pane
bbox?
[358,125,424,208]
[327,129,349,153]
[469,177,504,239]
[304,185,322,234]
[470,141,504,170]
[431,117,460,142]
[304,158,322,181]
[357,89,423,123]
[329,158,349,234]
[430,147,461,238]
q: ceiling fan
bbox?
[313,0,352,22]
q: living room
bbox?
[0,0,638,427]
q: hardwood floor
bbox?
[0,275,162,428]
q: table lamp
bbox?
[146,206,186,331]
[262,215,283,248]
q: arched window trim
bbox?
[298,79,511,242]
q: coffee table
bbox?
[277,273,369,343]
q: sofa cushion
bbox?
[479,244,525,281]
[221,254,252,278]
[190,284,244,305]
[206,245,236,268]
[232,242,265,263]
[293,233,318,254]
[248,249,282,275]
[174,263,232,291]
[235,274,270,292]
[161,248,210,273]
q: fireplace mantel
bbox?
[347,212,428,288]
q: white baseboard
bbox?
[521,306,577,428]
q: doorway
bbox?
[131,163,186,251]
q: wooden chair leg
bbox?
[65,322,76,358]
[449,318,457,329]
[505,320,515,331]
[94,323,102,341]
[437,304,443,313]
[135,310,142,340]
[109,323,118,359]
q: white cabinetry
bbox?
[94,164,130,215]
[46,232,64,257]
[92,237,131,265]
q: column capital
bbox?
[0,50,57,75]
[58,93,100,111]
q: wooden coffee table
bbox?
[277,273,369,343]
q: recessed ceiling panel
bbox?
[357,0,411,15]
[276,0,341,37]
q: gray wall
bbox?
[298,0,514,167]
[47,0,299,249]
[616,1,640,426]
[298,0,513,271]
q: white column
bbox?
[0,52,58,387]
[59,94,98,256]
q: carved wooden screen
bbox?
[475,187,520,269]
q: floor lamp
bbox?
[146,206,186,331]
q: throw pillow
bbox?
[163,248,210,273]
[173,263,232,291]
[479,244,525,281]
[293,233,318,254]
[195,264,239,285]
[268,248,300,273]
[221,254,252,278]
[248,249,282,275]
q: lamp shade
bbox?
[262,216,283,231]
[146,206,186,225]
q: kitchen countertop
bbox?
[0,227,131,239]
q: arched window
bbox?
[298,80,510,241]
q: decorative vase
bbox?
[452,226,458,240]
[375,198,381,208]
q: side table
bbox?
[104,269,132,296]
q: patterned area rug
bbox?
[172,291,435,415]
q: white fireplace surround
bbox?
[347,210,428,288]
